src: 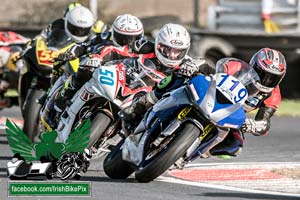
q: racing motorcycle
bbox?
[55,55,166,157]
[0,31,29,109]
[18,29,75,140]
[103,62,258,182]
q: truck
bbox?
[189,0,300,98]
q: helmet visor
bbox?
[157,43,188,61]
[67,21,91,37]
[113,31,142,46]
[253,62,284,88]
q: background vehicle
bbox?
[0,31,29,109]
[189,0,300,98]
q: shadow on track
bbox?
[81,175,137,183]
[200,192,299,200]
[0,156,12,160]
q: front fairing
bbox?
[89,58,154,107]
[144,73,246,131]
[189,74,246,129]
[145,86,193,130]
[22,33,74,78]
[91,63,120,100]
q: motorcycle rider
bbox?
[40,5,95,129]
[48,5,96,84]
[209,48,287,158]
[119,23,214,130]
[41,14,145,129]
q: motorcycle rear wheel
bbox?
[135,123,199,183]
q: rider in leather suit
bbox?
[209,48,287,158]
[120,23,215,129]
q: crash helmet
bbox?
[65,6,95,43]
[155,23,190,68]
[249,48,287,93]
[112,14,144,47]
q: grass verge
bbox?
[275,99,300,117]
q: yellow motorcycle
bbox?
[18,29,77,140]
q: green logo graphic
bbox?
[5,119,91,162]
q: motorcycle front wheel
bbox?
[88,112,112,148]
[103,139,135,179]
[22,89,44,141]
[135,123,199,183]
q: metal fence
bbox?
[207,0,300,33]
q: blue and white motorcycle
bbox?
[103,62,259,182]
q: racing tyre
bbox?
[103,139,135,179]
[135,123,199,183]
[88,112,112,148]
[22,89,44,141]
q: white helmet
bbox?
[65,6,95,43]
[112,14,144,47]
[155,23,190,68]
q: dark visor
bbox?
[67,22,91,37]
[113,31,142,46]
[253,62,283,88]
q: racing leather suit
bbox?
[120,41,215,127]
[210,58,280,157]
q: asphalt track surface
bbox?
[0,106,299,200]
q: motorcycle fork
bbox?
[187,125,229,161]
[93,118,122,149]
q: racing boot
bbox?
[119,92,157,136]
[209,130,244,159]
[41,107,57,131]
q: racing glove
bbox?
[56,51,75,62]
[240,118,268,136]
[55,43,87,63]
[178,60,201,77]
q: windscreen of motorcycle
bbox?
[189,73,247,128]
[46,29,72,49]
[215,58,261,97]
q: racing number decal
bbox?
[217,74,247,103]
[99,68,114,85]
[37,50,58,66]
